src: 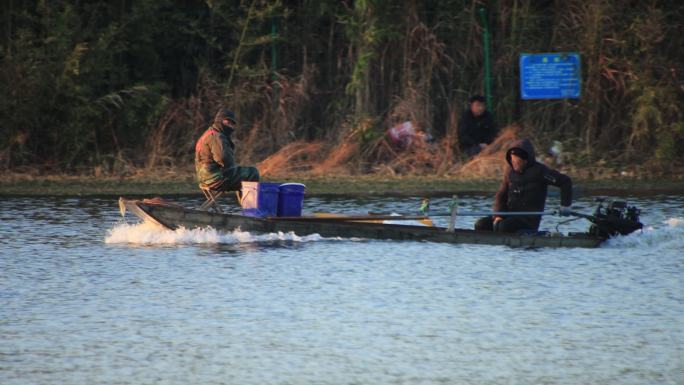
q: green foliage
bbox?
[656,122,684,161]
[0,0,682,172]
[355,117,384,149]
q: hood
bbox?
[212,108,236,134]
[505,138,536,168]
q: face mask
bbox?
[221,119,235,132]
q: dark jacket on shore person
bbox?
[475,139,572,233]
[458,98,497,156]
[194,108,259,191]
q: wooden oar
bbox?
[273,210,559,223]
[368,210,557,217]
[453,210,557,216]
[272,214,430,221]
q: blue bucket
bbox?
[277,183,306,217]
[240,182,280,217]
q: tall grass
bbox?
[0,0,682,176]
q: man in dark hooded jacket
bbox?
[474,139,573,233]
[195,108,259,191]
[458,95,498,157]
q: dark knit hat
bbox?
[220,108,236,124]
[469,95,486,103]
[213,108,237,128]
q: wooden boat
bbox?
[118,197,610,248]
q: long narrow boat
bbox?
[118,197,612,248]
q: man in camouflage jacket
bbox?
[195,108,259,191]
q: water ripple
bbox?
[1,195,683,385]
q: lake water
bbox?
[1,193,683,385]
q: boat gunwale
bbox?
[120,198,606,248]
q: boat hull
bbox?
[119,198,605,248]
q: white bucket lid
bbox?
[279,183,306,188]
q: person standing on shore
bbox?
[458,95,498,157]
[195,108,260,191]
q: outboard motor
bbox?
[587,199,643,238]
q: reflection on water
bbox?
[1,194,683,385]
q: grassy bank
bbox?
[1,173,683,197]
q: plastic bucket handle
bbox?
[237,189,251,207]
[279,183,306,187]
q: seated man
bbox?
[458,95,497,157]
[475,139,572,233]
[195,108,259,191]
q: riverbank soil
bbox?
[1,170,683,196]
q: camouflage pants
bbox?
[212,166,260,191]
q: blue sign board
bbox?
[520,53,581,99]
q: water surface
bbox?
[1,194,682,385]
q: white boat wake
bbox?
[603,217,683,250]
[105,220,343,245]
[105,217,683,250]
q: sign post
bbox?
[478,6,493,110]
[520,53,581,100]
